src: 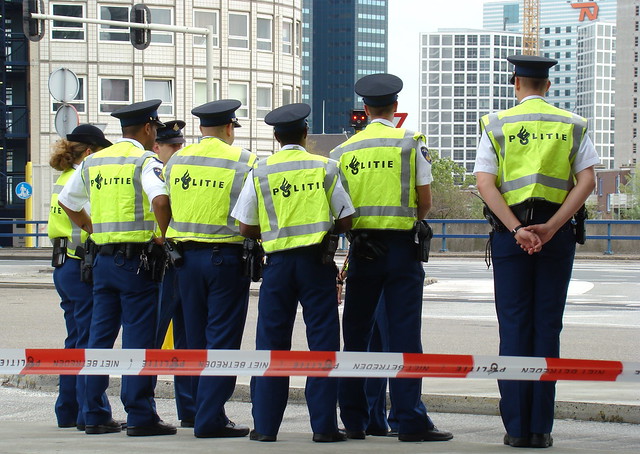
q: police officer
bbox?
[474,55,599,449]
[48,124,112,430]
[58,99,176,436]
[152,120,196,428]
[231,103,354,443]
[330,73,452,443]
[164,100,255,438]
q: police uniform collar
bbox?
[370,118,394,127]
[280,144,306,151]
[116,137,146,150]
[519,95,547,105]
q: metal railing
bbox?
[1,219,639,255]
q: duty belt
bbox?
[181,241,243,252]
[98,243,145,259]
[510,199,561,225]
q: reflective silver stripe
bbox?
[334,136,417,154]
[167,220,238,236]
[255,163,279,232]
[93,220,156,233]
[500,173,573,194]
[253,159,325,177]
[133,154,153,224]
[68,224,83,254]
[52,184,64,195]
[324,161,338,198]
[83,155,150,167]
[399,131,414,208]
[354,205,416,218]
[165,154,251,176]
[261,221,332,242]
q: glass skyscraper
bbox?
[303,0,388,134]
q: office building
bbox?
[614,0,639,168]
[1,0,303,229]
[419,29,522,172]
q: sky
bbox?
[388,0,487,130]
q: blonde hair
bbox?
[49,139,101,171]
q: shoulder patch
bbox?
[420,146,432,163]
[153,167,165,182]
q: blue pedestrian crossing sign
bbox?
[15,182,33,200]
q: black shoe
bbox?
[530,433,553,448]
[313,430,347,442]
[365,427,390,436]
[345,429,366,439]
[126,420,177,436]
[76,424,85,432]
[504,433,531,448]
[180,419,195,428]
[398,426,453,442]
[249,429,277,442]
[195,421,249,438]
[85,419,122,435]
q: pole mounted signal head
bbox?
[350,109,367,130]
[130,4,152,50]
[23,0,45,42]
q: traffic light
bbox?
[22,0,45,42]
[130,4,151,50]
[350,109,367,131]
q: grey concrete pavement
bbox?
[0,248,639,452]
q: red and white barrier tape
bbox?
[0,349,638,382]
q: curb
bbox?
[3,374,638,425]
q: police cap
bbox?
[507,54,558,85]
[264,103,311,133]
[156,120,186,144]
[191,99,242,128]
[111,99,165,128]
[66,124,112,148]
[355,73,403,107]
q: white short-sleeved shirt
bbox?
[231,145,355,226]
[473,96,600,176]
[58,138,168,212]
[369,119,433,186]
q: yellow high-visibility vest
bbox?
[48,169,87,258]
[82,142,157,244]
[164,137,256,243]
[330,122,422,231]
[254,147,338,253]
[480,98,587,206]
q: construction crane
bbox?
[522,0,540,55]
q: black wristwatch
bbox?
[511,224,524,236]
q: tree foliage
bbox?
[429,151,483,219]
[620,164,640,219]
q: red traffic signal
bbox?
[350,109,367,130]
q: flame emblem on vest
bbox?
[348,156,360,175]
[280,177,292,197]
[517,126,530,145]
[181,170,192,190]
[94,172,103,190]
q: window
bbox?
[257,17,272,51]
[99,5,129,42]
[193,10,218,47]
[229,13,249,49]
[282,19,293,54]
[53,77,85,113]
[282,86,293,105]
[295,21,302,57]
[145,80,173,115]
[229,83,249,117]
[256,85,272,119]
[194,81,219,105]
[51,3,84,40]
[100,78,130,112]
[149,7,173,44]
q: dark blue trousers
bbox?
[339,232,433,435]
[85,252,160,427]
[491,224,575,437]
[53,257,97,427]
[156,266,196,422]
[178,246,250,436]
[251,247,341,436]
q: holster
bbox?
[573,204,588,245]
[414,220,433,262]
[320,229,339,265]
[242,238,264,282]
[51,237,67,268]
[482,204,506,232]
[145,242,167,283]
[163,240,184,268]
[78,238,97,283]
[347,231,388,261]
